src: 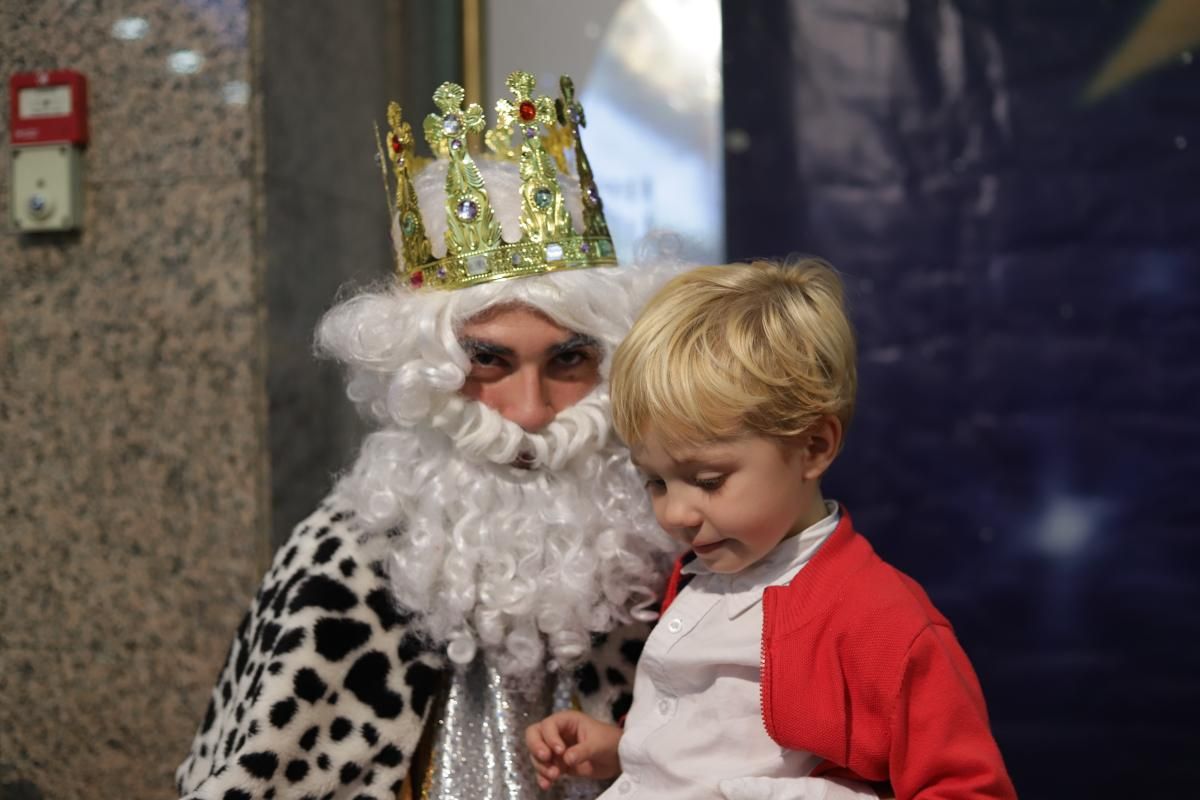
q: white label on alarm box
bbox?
[19,85,73,119]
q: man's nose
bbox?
[500,368,556,432]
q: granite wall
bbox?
[0,2,402,798]
[0,2,266,798]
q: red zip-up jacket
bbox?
[661,509,1017,800]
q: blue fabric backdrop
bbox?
[723,2,1200,796]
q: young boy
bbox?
[526,260,1016,800]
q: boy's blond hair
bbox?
[611,258,857,448]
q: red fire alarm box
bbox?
[10,69,88,146]
[9,69,88,232]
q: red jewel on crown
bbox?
[410,270,424,288]
[390,135,403,154]
[518,101,536,122]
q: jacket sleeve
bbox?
[574,621,651,725]
[887,624,1017,800]
[174,501,445,800]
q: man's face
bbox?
[458,303,602,432]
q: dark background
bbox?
[724,1,1200,796]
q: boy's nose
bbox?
[500,368,556,432]
[658,492,703,534]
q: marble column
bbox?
[0,2,402,797]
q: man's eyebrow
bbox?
[547,333,600,357]
[459,337,515,358]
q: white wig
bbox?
[317,159,682,676]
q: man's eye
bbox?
[552,349,592,369]
[470,352,507,369]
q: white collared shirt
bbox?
[598,502,841,800]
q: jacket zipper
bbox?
[760,586,772,737]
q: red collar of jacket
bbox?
[759,507,885,634]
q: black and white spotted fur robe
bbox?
[176,497,645,799]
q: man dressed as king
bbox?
[175,71,679,800]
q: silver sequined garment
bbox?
[423,655,605,800]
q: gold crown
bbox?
[377,71,617,291]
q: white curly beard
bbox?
[332,402,674,679]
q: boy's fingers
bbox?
[524,726,551,763]
[541,718,568,755]
[574,758,595,777]
[563,738,596,766]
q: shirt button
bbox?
[666,618,683,633]
[657,698,672,715]
[618,778,633,794]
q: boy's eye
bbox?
[643,476,666,493]
[693,475,726,492]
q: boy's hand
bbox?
[525,710,623,789]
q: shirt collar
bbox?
[682,500,841,619]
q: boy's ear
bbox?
[796,415,843,481]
